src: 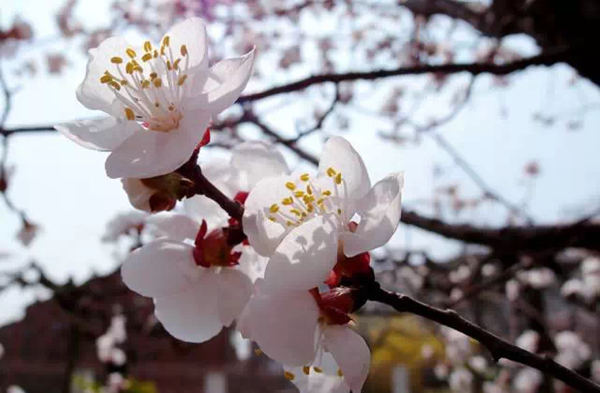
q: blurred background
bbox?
[1,0,599,392]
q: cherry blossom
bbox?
[55,17,255,179]
[121,212,252,343]
[243,136,403,295]
[239,286,370,392]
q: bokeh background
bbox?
[1,0,599,392]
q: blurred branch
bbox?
[366,283,600,393]
[239,49,571,103]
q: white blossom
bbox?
[56,17,255,179]
[513,368,542,393]
[515,330,540,354]
[554,331,591,370]
[592,359,600,384]
[243,136,403,295]
[449,367,473,392]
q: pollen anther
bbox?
[327,167,337,177]
[180,45,188,56]
[269,204,279,213]
[300,173,310,181]
[142,53,152,62]
[178,75,188,86]
[302,366,310,375]
[284,371,295,381]
[144,41,152,52]
[285,182,296,191]
[124,108,135,121]
[110,56,123,64]
[162,36,170,46]
[126,48,137,58]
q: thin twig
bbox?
[367,284,600,393]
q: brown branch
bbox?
[238,49,571,103]
[366,284,600,393]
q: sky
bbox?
[1,0,600,326]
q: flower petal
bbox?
[55,117,138,151]
[214,269,253,327]
[318,136,371,201]
[105,109,210,179]
[262,214,340,295]
[188,49,256,116]
[342,172,404,257]
[324,325,371,393]
[154,273,222,343]
[145,213,199,242]
[121,239,198,298]
[242,175,296,256]
[241,291,319,366]
[231,141,290,189]
[121,178,154,212]
[165,17,208,72]
[77,37,132,114]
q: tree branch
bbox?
[238,49,571,103]
[367,284,600,393]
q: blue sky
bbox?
[1,0,600,326]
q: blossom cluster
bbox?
[55,16,405,393]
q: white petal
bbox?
[165,17,208,71]
[145,213,199,242]
[242,175,295,256]
[318,136,371,200]
[243,291,319,366]
[121,178,153,212]
[77,37,132,114]
[231,141,290,188]
[284,362,349,393]
[105,109,210,179]
[188,49,256,116]
[183,196,230,229]
[55,117,138,151]
[154,274,222,343]
[214,269,253,327]
[237,248,268,283]
[342,173,404,257]
[262,214,340,295]
[121,239,198,297]
[324,325,371,393]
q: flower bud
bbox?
[122,172,195,213]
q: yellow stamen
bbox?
[284,371,295,381]
[303,366,310,375]
[317,198,325,205]
[178,74,188,86]
[269,204,279,213]
[161,46,166,56]
[166,60,172,70]
[149,72,158,80]
[254,349,263,356]
[282,197,293,206]
[153,78,163,88]
[303,195,315,204]
[162,36,170,46]
[306,185,313,195]
[110,56,123,64]
[133,65,143,73]
[337,369,344,377]
[141,80,151,89]
[294,191,305,198]
[125,62,134,74]
[300,173,310,181]
[337,208,342,215]
[126,48,137,58]
[285,182,296,190]
[120,79,128,86]
[322,190,332,196]
[141,53,153,62]
[335,173,342,185]
[100,74,112,84]
[286,221,295,226]
[268,216,277,222]
[290,209,302,216]
[173,58,181,70]
[144,41,152,52]
[153,49,158,58]
[124,108,135,121]
[109,81,121,90]
[180,44,188,56]
[314,367,323,373]
[306,204,314,213]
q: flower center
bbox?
[100,36,191,133]
[266,167,346,227]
